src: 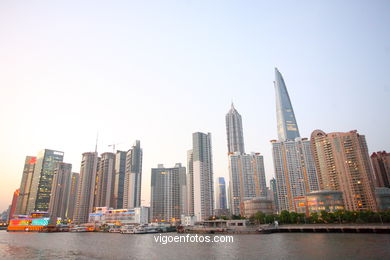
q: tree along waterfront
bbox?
[212,210,390,225]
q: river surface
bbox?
[1,230,390,259]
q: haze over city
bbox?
[1,0,389,213]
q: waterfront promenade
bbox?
[183,223,390,234]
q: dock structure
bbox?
[274,224,390,233]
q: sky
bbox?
[0,0,389,212]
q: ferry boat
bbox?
[120,225,135,234]
[70,226,89,232]
[133,226,159,234]
[7,212,50,232]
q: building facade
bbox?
[74,152,99,224]
[27,149,64,213]
[229,153,267,215]
[310,130,377,211]
[15,156,36,215]
[191,132,214,221]
[371,151,390,188]
[151,164,187,223]
[123,141,143,209]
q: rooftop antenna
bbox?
[95,131,99,153]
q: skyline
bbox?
[1,1,390,212]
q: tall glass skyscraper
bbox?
[26,149,64,213]
[226,103,245,154]
[215,177,227,210]
[274,68,300,141]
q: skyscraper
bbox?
[95,152,116,207]
[215,177,227,210]
[74,152,98,224]
[274,68,300,141]
[226,103,245,154]
[190,132,214,221]
[150,163,187,222]
[113,150,127,209]
[15,156,36,215]
[310,130,377,211]
[229,152,267,215]
[27,149,64,213]
[124,140,143,209]
[371,151,390,188]
[48,162,72,221]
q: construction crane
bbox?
[108,143,122,153]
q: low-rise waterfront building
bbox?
[88,206,149,225]
[294,190,345,215]
[375,187,390,210]
[240,197,274,218]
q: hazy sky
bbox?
[1,1,389,212]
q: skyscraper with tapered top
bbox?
[226,103,268,215]
[226,103,245,154]
[271,68,319,212]
[274,67,300,141]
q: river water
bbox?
[0,231,389,259]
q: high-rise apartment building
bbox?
[74,152,99,224]
[226,103,245,154]
[15,156,36,215]
[95,152,116,208]
[190,132,214,221]
[371,151,390,188]
[310,130,377,211]
[113,150,127,209]
[124,141,143,209]
[272,138,319,212]
[67,172,79,221]
[215,177,227,210]
[229,152,267,215]
[48,162,72,221]
[274,68,300,141]
[27,149,64,213]
[151,164,187,222]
